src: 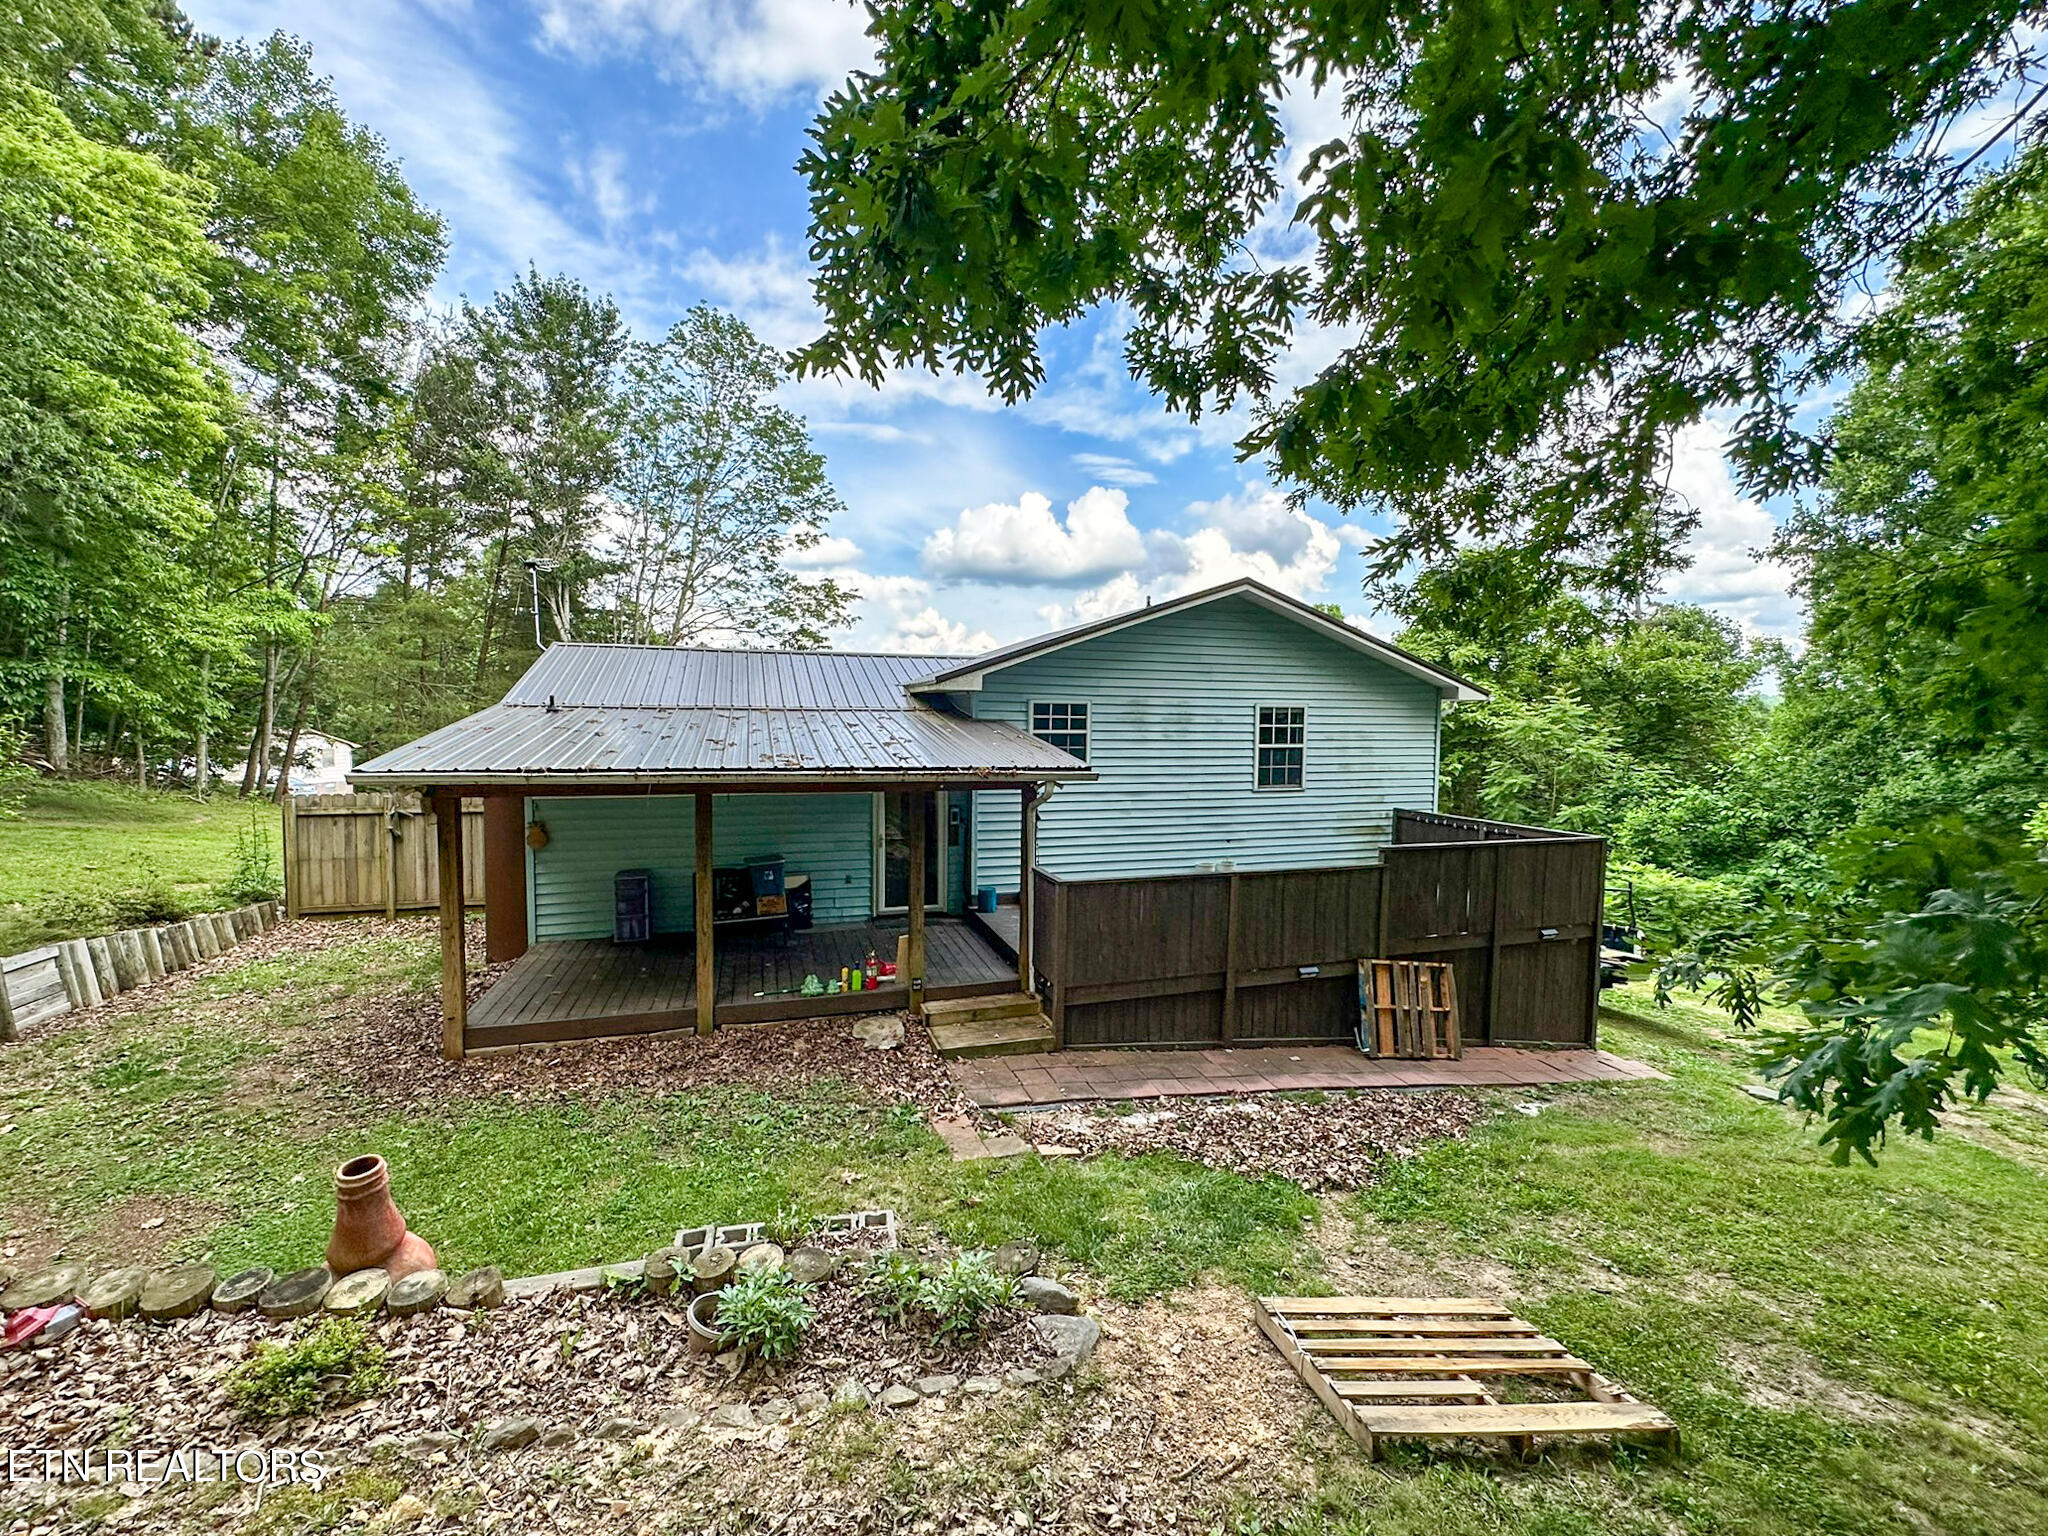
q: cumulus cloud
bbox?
[922,487,1149,584]
[1028,484,1350,628]
[781,528,862,568]
[529,0,874,106]
[838,573,997,655]
[1659,419,1800,635]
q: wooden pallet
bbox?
[1254,1296,1678,1459]
[1359,960,1462,1059]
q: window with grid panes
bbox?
[1030,701,1089,761]
[1255,705,1304,788]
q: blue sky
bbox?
[184,0,1802,651]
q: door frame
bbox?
[872,791,946,914]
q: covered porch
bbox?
[465,914,1016,1050]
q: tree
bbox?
[461,270,628,680]
[612,307,854,647]
[174,32,444,795]
[1664,147,2048,1163]
[0,66,230,768]
[796,0,2047,595]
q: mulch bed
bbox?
[1013,1091,1484,1192]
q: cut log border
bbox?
[0,902,286,1041]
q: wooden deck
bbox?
[466,917,1016,1049]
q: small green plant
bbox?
[217,813,283,904]
[225,1317,391,1421]
[0,724,35,820]
[715,1268,815,1363]
[913,1252,1019,1345]
[763,1201,816,1248]
[859,1250,928,1328]
[108,858,190,925]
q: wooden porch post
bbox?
[1017,784,1038,992]
[906,788,928,1002]
[482,795,529,963]
[432,789,467,1059]
[694,792,715,1036]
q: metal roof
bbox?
[908,578,1486,702]
[504,645,974,711]
[351,646,1088,787]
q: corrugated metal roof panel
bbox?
[501,645,972,710]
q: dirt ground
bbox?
[0,1282,1329,1535]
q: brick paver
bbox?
[950,1043,1666,1108]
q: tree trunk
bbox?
[273,680,311,804]
[194,651,210,799]
[136,728,146,789]
[44,581,69,771]
[240,641,277,798]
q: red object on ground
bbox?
[326,1154,437,1281]
[3,1305,59,1349]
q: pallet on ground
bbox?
[1254,1295,1678,1459]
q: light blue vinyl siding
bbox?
[965,597,1443,887]
[526,794,876,940]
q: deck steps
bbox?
[928,1012,1056,1060]
[922,991,1043,1026]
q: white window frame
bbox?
[1254,704,1305,791]
[1028,699,1091,763]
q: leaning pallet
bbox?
[1254,1296,1677,1459]
[1358,959,1461,1059]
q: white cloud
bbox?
[783,531,862,568]
[529,0,874,106]
[569,144,645,231]
[1660,419,1800,635]
[922,487,1148,584]
[1070,452,1156,487]
[1032,484,1348,626]
[836,572,998,655]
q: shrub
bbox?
[107,859,190,926]
[1609,859,1750,953]
[225,1318,391,1421]
[858,1250,927,1328]
[715,1268,815,1363]
[912,1252,1018,1346]
[217,813,283,904]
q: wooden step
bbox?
[922,992,1043,1026]
[1360,1400,1677,1440]
[929,1014,1056,1060]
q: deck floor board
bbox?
[470,917,1014,1043]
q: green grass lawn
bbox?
[0,779,281,954]
[2,923,2043,1536]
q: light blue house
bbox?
[352,578,1482,1053]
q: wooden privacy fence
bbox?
[1031,810,1604,1050]
[284,793,483,918]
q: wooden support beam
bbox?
[694,792,715,1037]
[432,790,467,1059]
[906,789,928,1005]
[482,795,529,963]
[282,796,301,920]
[1017,785,1039,993]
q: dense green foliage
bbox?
[798,0,2046,593]
[225,1316,391,1421]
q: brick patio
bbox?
[949,1044,1667,1109]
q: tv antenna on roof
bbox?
[523,558,554,648]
